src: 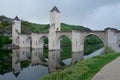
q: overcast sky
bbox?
[0,0,120,30]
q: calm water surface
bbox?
[0,47,103,80]
[0,48,75,80]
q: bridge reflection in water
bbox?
[10,48,83,80]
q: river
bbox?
[0,47,104,80]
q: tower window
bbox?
[56,28,59,31]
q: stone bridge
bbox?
[12,6,120,56]
[72,29,120,52]
[13,28,120,52]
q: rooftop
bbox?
[14,16,20,21]
[50,6,60,13]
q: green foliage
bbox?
[21,22,90,34]
[40,53,120,80]
[84,35,104,55]
[60,46,71,60]
[61,23,90,32]
[21,21,49,34]
[0,24,2,28]
[0,21,11,34]
[0,15,11,32]
[21,61,31,68]
[60,37,71,59]
[0,50,11,74]
[43,47,48,58]
[61,37,71,45]
[44,38,48,44]
[43,38,49,58]
[0,36,11,48]
[1,21,10,27]
[43,46,71,60]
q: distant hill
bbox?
[0,15,12,22]
[0,15,91,36]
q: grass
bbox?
[40,52,120,80]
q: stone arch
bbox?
[81,33,105,46]
[56,35,72,50]
[26,36,32,47]
[39,35,48,44]
[38,35,48,48]
[80,33,105,55]
[57,35,72,45]
[57,34,72,42]
[26,36,32,42]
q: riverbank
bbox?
[92,55,120,80]
[40,53,120,80]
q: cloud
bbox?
[79,3,120,30]
[0,0,120,30]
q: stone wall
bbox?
[31,33,48,48]
[19,34,31,48]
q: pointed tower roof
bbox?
[50,6,60,13]
[14,16,20,21]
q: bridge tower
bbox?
[12,16,21,46]
[49,6,61,50]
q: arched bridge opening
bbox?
[39,36,49,58]
[57,35,72,60]
[26,36,32,48]
[81,34,104,55]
